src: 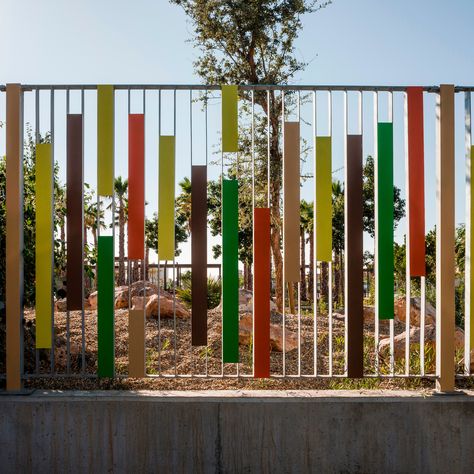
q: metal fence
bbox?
[0,83,472,391]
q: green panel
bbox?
[315,136,332,262]
[35,143,53,348]
[377,123,394,320]
[221,85,238,152]
[98,236,115,377]
[222,179,239,362]
[159,136,175,261]
[97,85,114,196]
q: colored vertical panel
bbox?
[283,121,301,282]
[222,179,239,363]
[221,85,238,152]
[436,84,455,392]
[377,122,394,320]
[254,208,271,378]
[129,309,145,377]
[98,236,115,377]
[35,143,53,348]
[128,114,145,259]
[315,136,332,262]
[67,114,84,311]
[6,84,22,391]
[158,136,175,261]
[97,85,114,196]
[191,165,208,346]
[407,87,426,276]
[346,135,364,378]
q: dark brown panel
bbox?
[191,165,208,345]
[67,114,84,311]
[346,135,364,378]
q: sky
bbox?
[1,0,473,265]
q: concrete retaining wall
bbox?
[1,390,474,473]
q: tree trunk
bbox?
[288,282,295,314]
[320,262,329,312]
[145,246,149,281]
[243,262,248,290]
[300,228,306,302]
[247,262,253,290]
[308,233,314,302]
[118,201,125,286]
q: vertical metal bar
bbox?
[343,91,347,375]
[313,90,318,376]
[373,91,380,375]
[157,89,162,375]
[297,91,301,377]
[436,84,456,392]
[404,91,411,375]
[173,89,177,376]
[420,275,426,375]
[35,88,40,374]
[50,88,55,375]
[81,89,86,374]
[465,91,472,375]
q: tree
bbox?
[300,200,313,301]
[111,177,128,285]
[171,0,332,310]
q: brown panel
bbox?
[436,85,455,392]
[129,309,145,377]
[6,84,22,391]
[346,135,364,378]
[283,121,300,282]
[191,165,208,346]
[66,114,84,311]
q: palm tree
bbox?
[300,200,314,303]
[111,177,128,286]
[300,200,313,302]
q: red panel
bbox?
[128,114,145,260]
[254,208,271,378]
[407,87,426,276]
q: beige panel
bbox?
[283,121,301,282]
[129,309,146,378]
[436,84,455,392]
[6,84,22,391]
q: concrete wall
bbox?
[1,390,474,474]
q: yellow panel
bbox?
[316,136,332,262]
[97,85,114,196]
[222,85,238,152]
[35,143,53,348]
[159,136,175,261]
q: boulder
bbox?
[145,293,190,319]
[378,324,465,359]
[55,298,91,312]
[239,313,298,352]
[131,296,149,310]
[393,296,436,327]
[88,281,159,310]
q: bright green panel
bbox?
[222,179,239,363]
[98,236,115,377]
[221,85,238,152]
[159,136,176,261]
[316,136,332,262]
[377,123,394,320]
[35,143,53,348]
[97,85,114,196]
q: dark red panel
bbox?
[128,114,145,260]
[67,114,84,311]
[407,87,426,277]
[346,135,364,378]
[254,208,271,378]
[191,165,208,346]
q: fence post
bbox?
[6,83,23,391]
[436,84,455,392]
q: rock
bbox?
[88,281,159,310]
[145,294,190,319]
[394,296,436,327]
[115,288,129,309]
[88,292,98,310]
[55,298,91,312]
[378,324,465,359]
[216,289,278,314]
[239,314,298,352]
[131,296,149,310]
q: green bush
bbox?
[176,272,221,310]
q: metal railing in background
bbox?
[0,83,472,392]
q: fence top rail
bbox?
[1,84,473,93]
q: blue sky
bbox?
[1,0,473,264]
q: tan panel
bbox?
[6,84,22,391]
[283,121,301,282]
[436,84,455,392]
[129,309,145,378]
